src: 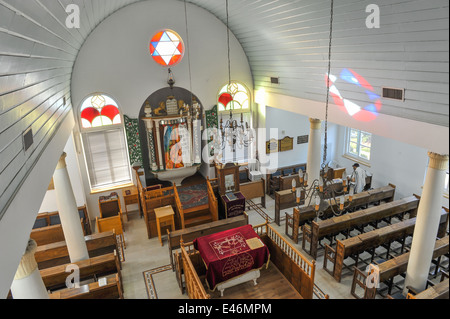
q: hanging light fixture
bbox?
[219,0,254,150]
[292,0,355,218]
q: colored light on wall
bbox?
[326,68,382,122]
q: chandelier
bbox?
[218,0,254,150]
[291,0,356,218]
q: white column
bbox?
[10,239,49,299]
[403,152,449,295]
[155,120,164,170]
[307,118,322,187]
[53,153,89,263]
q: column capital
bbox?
[428,152,449,171]
[14,240,38,280]
[56,152,68,170]
[309,118,322,130]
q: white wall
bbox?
[38,134,86,213]
[334,125,449,208]
[70,0,253,220]
[0,112,75,299]
[264,106,339,169]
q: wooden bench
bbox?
[303,195,420,259]
[407,278,449,299]
[40,251,122,292]
[33,206,91,235]
[324,208,449,282]
[96,215,126,260]
[286,184,397,243]
[49,274,123,299]
[168,214,249,293]
[35,231,120,269]
[351,236,449,299]
[265,163,307,195]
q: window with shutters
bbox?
[79,94,132,191]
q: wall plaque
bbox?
[279,136,294,152]
[266,138,279,154]
[297,135,309,144]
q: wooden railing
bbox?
[179,221,316,299]
[173,186,185,229]
[265,223,315,282]
[180,240,210,299]
[206,178,218,222]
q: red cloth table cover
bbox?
[193,224,270,291]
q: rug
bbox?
[143,264,173,299]
[177,183,209,210]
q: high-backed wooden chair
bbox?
[96,216,125,261]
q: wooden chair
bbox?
[96,216,125,261]
[99,196,124,227]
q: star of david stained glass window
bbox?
[150,30,185,67]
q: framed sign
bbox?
[280,136,294,152]
[266,138,279,154]
[297,135,309,144]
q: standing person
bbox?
[350,163,367,194]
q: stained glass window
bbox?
[150,29,184,67]
[80,94,122,129]
[217,82,250,112]
[79,94,131,191]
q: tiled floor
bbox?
[119,193,362,299]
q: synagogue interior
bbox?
[0,0,449,304]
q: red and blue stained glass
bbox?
[80,95,122,129]
[150,30,184,67]
[326,68,382,122]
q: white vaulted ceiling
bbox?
[0,0,449,219]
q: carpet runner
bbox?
[177,183,209,210]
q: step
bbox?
[184,214,213,228]
[183,203,209,215]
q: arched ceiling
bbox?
[1,0,448,126]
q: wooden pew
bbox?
[265,163,307,195]
[303,195,420,259]
[30,224,65,246]
[324,208,449,282]
[40,251,122,292]
[274,188,305,226]
[168,214,249,293]
[35,231,120,270]
[34,206,91,235]
[407,279,449,299]
[49,274,123,299]
[240,179,266,209]
[96,215,126,260]
[351,236,449,299]
[286,184,397,243]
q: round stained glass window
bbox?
[150,29,185,67]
